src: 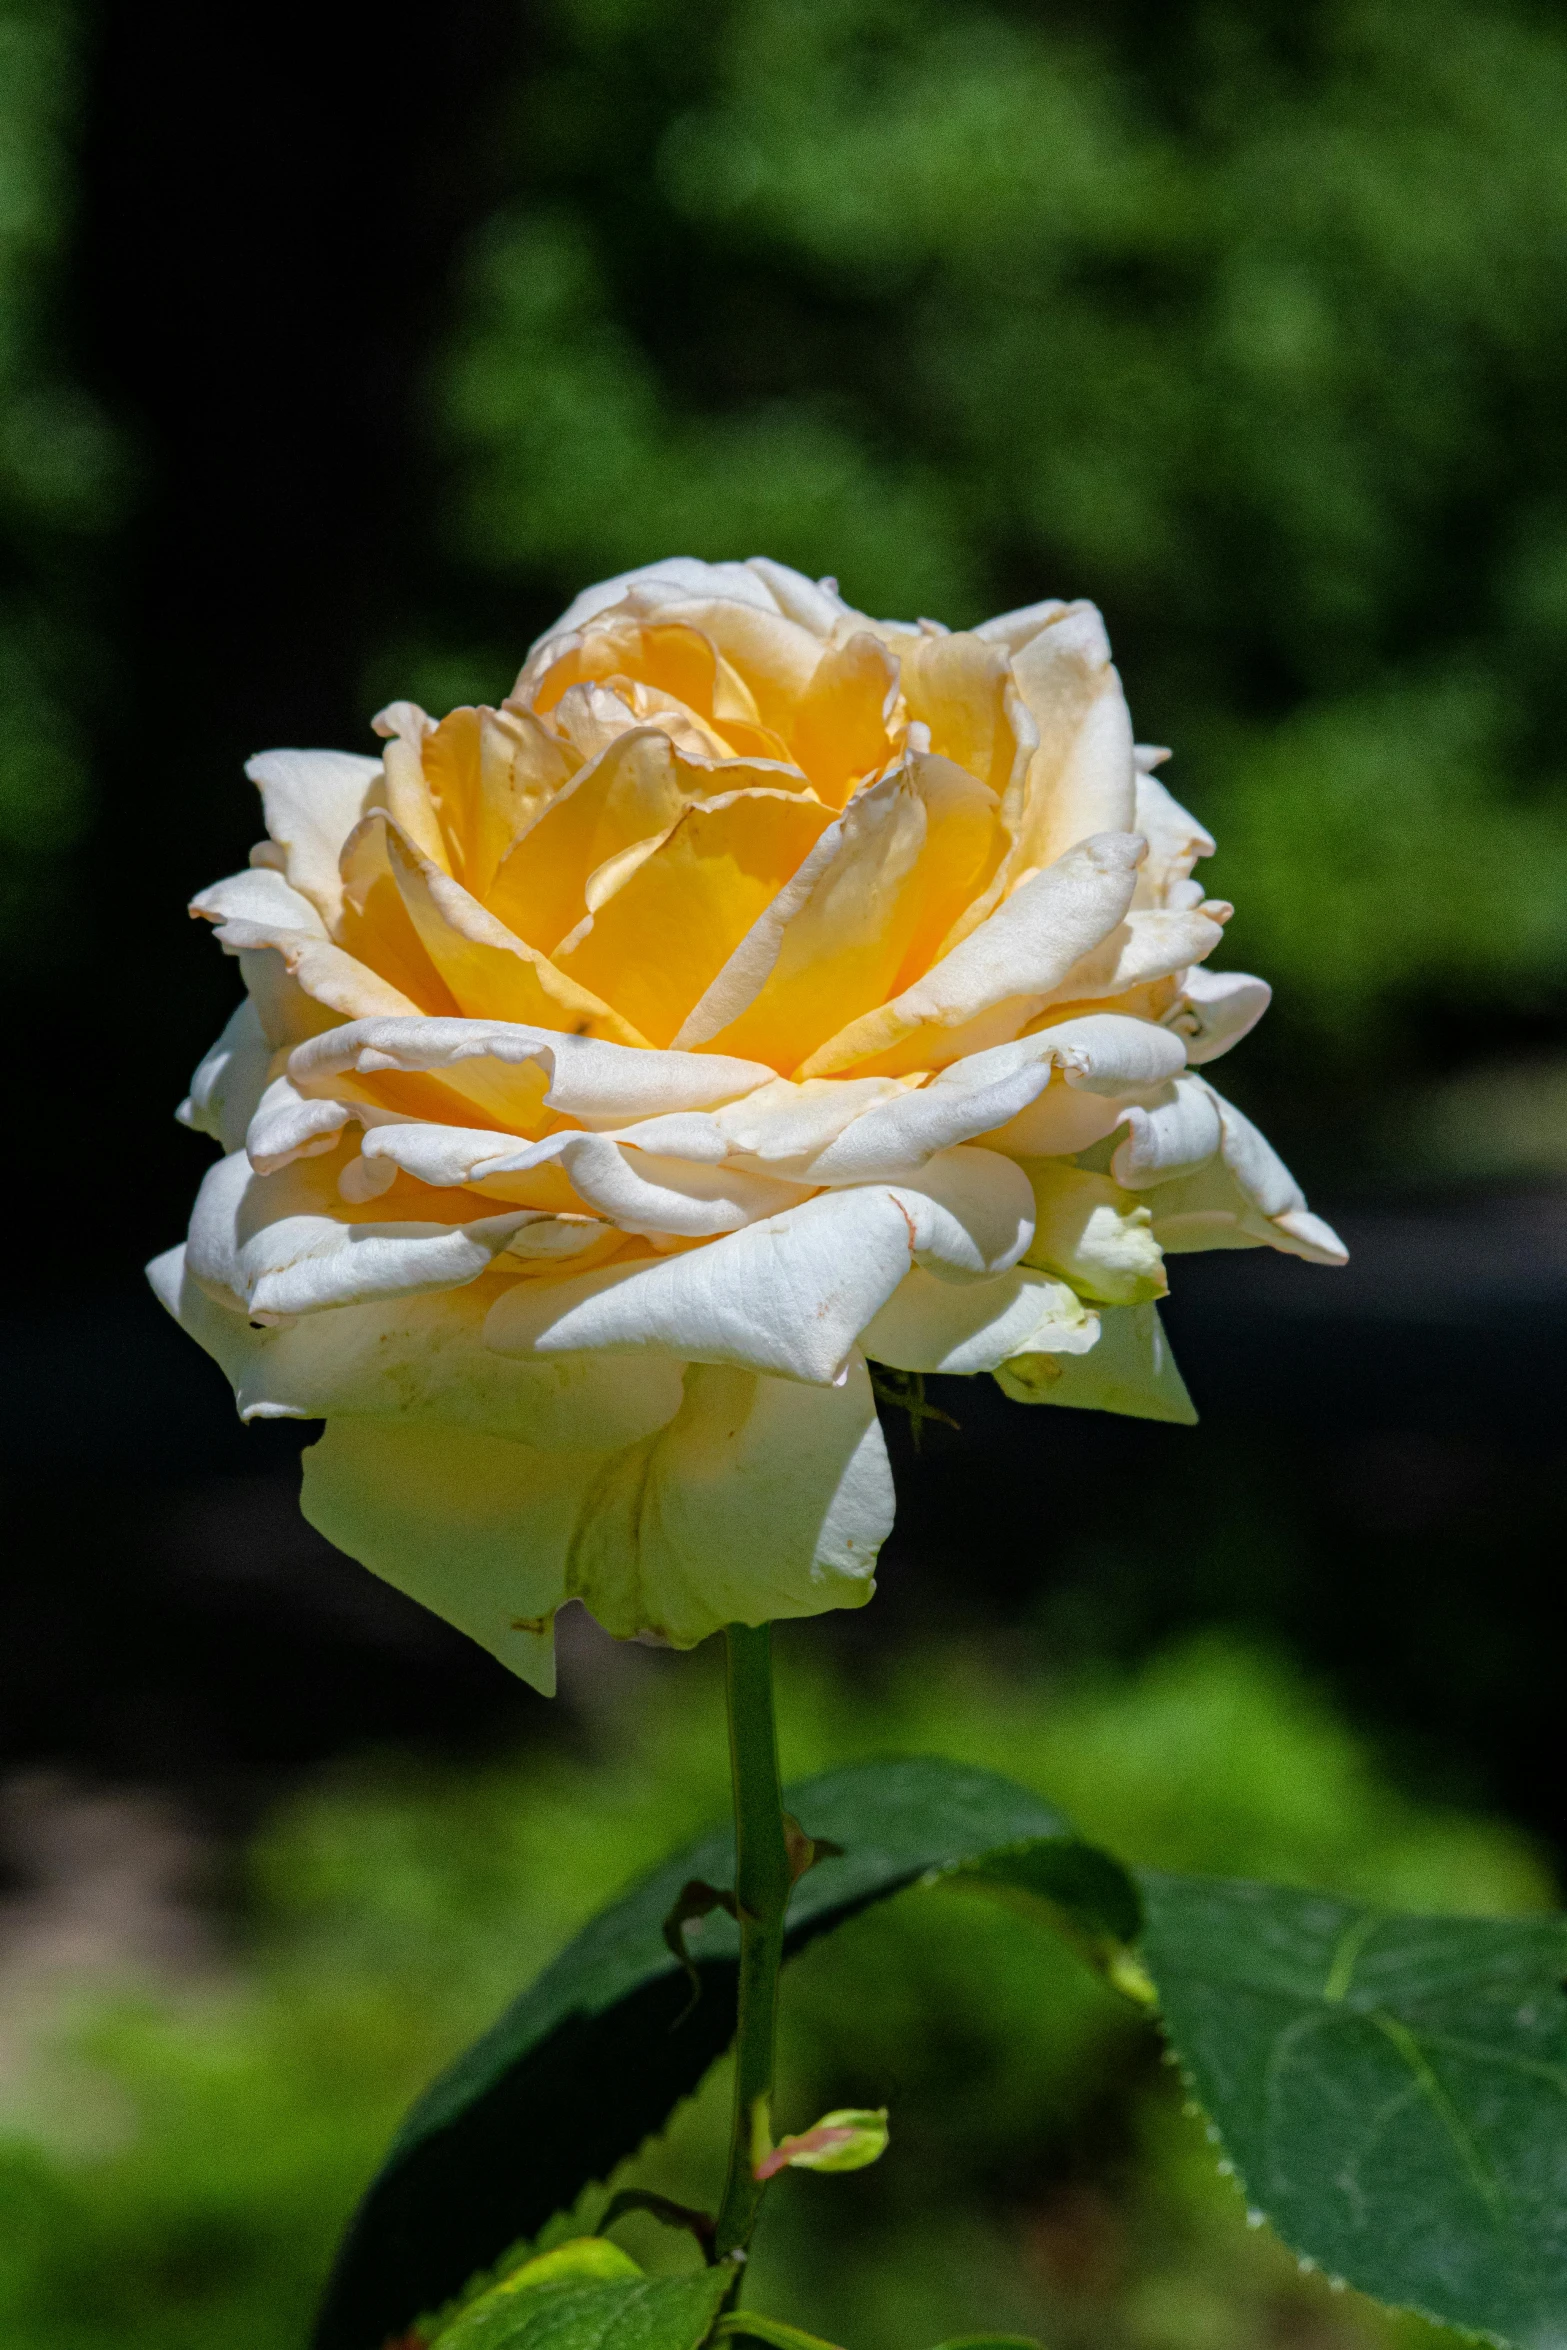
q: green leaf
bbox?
[1139,1874,1567,2346]
[435,2265,729,2350]
[714,2317,846,2350]
[314,1758,1126,2350]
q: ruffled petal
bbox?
[674,754,999,1069]
[799,831,1144,1078]
[566,1356,890,1646]
[177,997,275,1152]
[483,1145,1035,1384]
[802,1013,1186,1181]
[862,1265,1098,1375]
[1148,1082,1348,1266]
[1109,1073,1225,1190]
[995,1301,1196,1424]
[366,1123,811,1238]
[301,1414,583,1693]
[1131,769,1215,911]
[185,1147,552,1321]
[191,868,423,1036]
[1162,965,1272,1066]
[287,1015,775,1123]
[244,749,382,930]
[1035,901,1232,1012]
[147,1242,683,1446]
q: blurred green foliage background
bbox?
[421,0,1567,1065]
[4,3,1567,2345]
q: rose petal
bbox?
[803,1012,1187,1181]
[178,997,276,1153]
[482,1145,1035,1384]
[148,1240,682,1446]
[301,1415,584,1692]
[995,1300,1196,1423]
[1148,1082,1349,1265]
[675,754,1000,1069]
[567,1354,890,1646]
[1109,1073,1224,1190]
[244,748,383,931]
[553,788,836,1045]
[381,815,648,1042]
[799,831,1145,1078]
[287,1015,775,1124]
[1162,965,1272,1066]
[185,1147,550,1320]
[862,1264,1098,1375]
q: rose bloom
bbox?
[150,557,1344,1691]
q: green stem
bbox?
[713,1622,792,2266]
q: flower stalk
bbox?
[714,1622,794,2268]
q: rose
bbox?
[149,556,1344,1692]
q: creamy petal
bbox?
[177,997,275,1153]
[395,1126,812,1238]
[1132,769,1215,911]
[1148,1083,1348,1266]
[287,1016,775,1124]
[803,1013,1186,1182]
[301,1415,578,1693]
[1035,902,1230,1009]
[246,1073,355,1173]
[995,1301,1196,1424]
[1162,965,1272,1066]
[1007,603,1137,874]
[185,1146,547,1321]
[861,1265,1098,1375]
[484,1145,1035,1385]
[148,1241,682,1446]
[1109,1073,1225,1190]
[566,1356,889,1646]
[245,749,382,931]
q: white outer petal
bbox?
[147,1241,683,1446]
[247,1074,354,1172]
[1148,1082,1348,1266]
[287,1017,774,1123]
[185,1148,546,1320]
[995,1301,1197,1424]
[191,866,328,937]
[364,1123,812,1238]
[244,748,383,931]
[1163,965,1273,1066]
[177,997,275,1152]
[565,1356,890,1646]
[862,1266,1099,1375]
[806,1015,1186,1181]
[301,1415,581,1693]
[483,1146,1035,1385]
[1109,1074,1224,1190]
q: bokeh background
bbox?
[4,2,1567,2344]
